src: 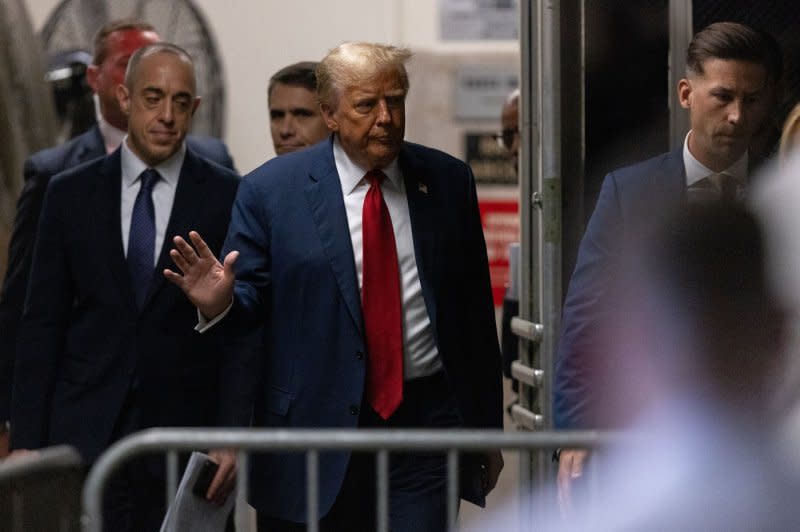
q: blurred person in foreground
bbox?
[467,203,799,531]
[554,21,782,503]
[9,43,248,531]
[268,61,330,155]
[751,135,800,474]
[0,19,235,457]
[165,41,504,531]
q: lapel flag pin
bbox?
[418,183,428,194]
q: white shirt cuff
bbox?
[194,300,234,333]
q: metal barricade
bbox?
[0,445,84,532]
[82,428,612,532]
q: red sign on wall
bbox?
[478,197,519,306]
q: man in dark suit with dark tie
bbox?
[165,41,504,531]
[554,21,781,507]
[9,43,247,531]
[0,20,234,454]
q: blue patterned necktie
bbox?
[127,168,160,308]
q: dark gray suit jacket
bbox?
[0,125,234,421]
[9,147,252,462]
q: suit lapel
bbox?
[399,145,438,329]
[650,148,687,210]
[304,142,363,333]
[96,149,138,312]
[142,150,206,309]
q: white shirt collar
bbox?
[332,135,402,195]
[94,93,126,154]
[120,136,185,190]
[683,131,748,187]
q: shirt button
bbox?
[349,405,360,416]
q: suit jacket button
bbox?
[356,350,364,360]
[349,405,359,416]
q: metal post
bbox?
[235,451,250,531]
[447,450,459,531]
[377,450,390,532]
[306,450,319,532]
[518,0,541,493]
[539,0,562,436]
[668,0,693,150]
[166,450,179,508]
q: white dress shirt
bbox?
[333,137,442,380]
[120,138,184,263]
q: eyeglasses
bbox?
[493,128,519,150]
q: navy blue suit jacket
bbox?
[223,138,502,521]
[0,125,234,421]
[9,148,251,463]
[554,149,687,429]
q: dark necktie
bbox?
[127,168,160,308]
[361,169,403,419]
[718,174,738,203]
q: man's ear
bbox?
[191,96,201,116]
[678,78,692,110]
[117,84,131,116]
[320,103,339,132]
[86,64,100,92]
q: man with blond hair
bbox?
[166,41,503,531]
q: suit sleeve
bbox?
[0,158,50,422]
[222,177,272,333]
[554,171,623,429]
[10,179,73,449]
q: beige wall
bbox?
[26,0,518,173]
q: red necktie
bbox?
[362,169,403,419]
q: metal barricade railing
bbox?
[82,428,614,532]
[0,445,84,532]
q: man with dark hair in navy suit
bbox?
[554,21,781,508]
[0,19,234,456]
[9,42,247,531]
[166,41,504,531]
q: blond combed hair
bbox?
[317,42,412,108]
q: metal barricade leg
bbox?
[166,450,179,510]
[306,450,319,532]
[376,449,390,532]
[235,451,250,531]
[447,449,459,531]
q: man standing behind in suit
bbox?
[10,43,246,531]
[268,61,330,155]
[554,21,780,507]
[165,42,504,531]
[0,19,234,456]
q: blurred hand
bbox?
[206,448,237,506]
[6,448,40,462]
[557,448,588,513]
[163,231,238,319]
[484,449,504,495]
